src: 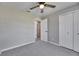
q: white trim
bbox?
[48,41,60,46]
[1,41,35,53]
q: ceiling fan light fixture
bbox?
[39,4,44,9]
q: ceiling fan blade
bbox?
[41,9,44,13]
[45,4,56,8]
[30,5,39,10]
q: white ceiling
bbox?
[0,2,78,18]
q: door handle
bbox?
[77,33,79,35]
[45,31,48,32]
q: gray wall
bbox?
[0,5,36,51]
[47,3,79,44]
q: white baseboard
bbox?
[48,41,59,46]
[1,41,35,54]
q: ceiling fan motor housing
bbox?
[39,2,45,4]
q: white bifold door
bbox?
[59,12,73,49]
[74,11,79,52]
[41,19,48,41]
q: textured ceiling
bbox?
[0,2,78,18]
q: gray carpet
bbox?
[0,40,79,56]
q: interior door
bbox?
[41,19,48,41]
[74,11,79,52]
[59,12,73,49]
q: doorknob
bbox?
[45,31,48,32]
[77,33,79,35]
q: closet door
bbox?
[59,12,73,49]
[74,11,79,52]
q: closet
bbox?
[73,10,79,52]
[59,12,74,49]
[59,10,79,52]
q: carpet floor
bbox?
[0,40,79,56]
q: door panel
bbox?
[59,13,73,49]
[41,19,48,41]
[74,12,79,52]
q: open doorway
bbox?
[37,21,41,40]
[34,20,41,41]
[34,18,48,41]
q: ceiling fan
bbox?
[28,2,56,13]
